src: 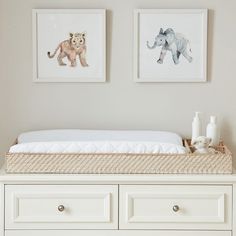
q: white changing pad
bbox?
[18,129,183,144]
[11,130,186,154]
[9,141,187,154]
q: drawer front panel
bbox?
[120,185,232,230]
[5,185,118,229]
[5,230,232,236]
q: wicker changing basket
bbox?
[5,140,232,174]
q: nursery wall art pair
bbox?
[33,9,208,83]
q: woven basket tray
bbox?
[5,140,233,174]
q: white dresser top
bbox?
[0,163,236,184]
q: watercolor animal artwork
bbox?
[47,32,89,67]
[147,28,193,65]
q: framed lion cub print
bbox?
[134,9,208,82]
[32,9,106,82]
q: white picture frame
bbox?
[134,9,208,82]
[32,9,106,83]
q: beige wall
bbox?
[0,0,236,166]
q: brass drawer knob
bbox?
[58,205,65,212]
[173,205,180,212]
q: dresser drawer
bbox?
[119,185,232,230]
[5,185,118,229]
[5,230,232,236]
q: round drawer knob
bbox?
[58,205,65,212]
[173,205,180,212]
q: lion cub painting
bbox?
[47,32,89,67]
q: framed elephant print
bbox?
[32,9,106,82]
[134,9,208,82]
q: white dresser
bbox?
[0,165,235,236]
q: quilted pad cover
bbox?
[9,141,187,154]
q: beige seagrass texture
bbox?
[5,141,232,174]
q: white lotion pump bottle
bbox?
[191,112,202,145]
[206,116,220,146]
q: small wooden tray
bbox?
[184,139,230,154]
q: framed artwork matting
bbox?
[134,9,208,82]
[33,9,106,82]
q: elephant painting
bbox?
[147,28,193,65]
